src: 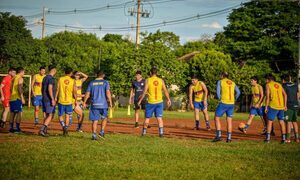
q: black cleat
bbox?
[0,120,6,128]
[159,134,163,138]
[271,131,275,136]
[39,130,48,137]
[212,137,222,142]
[134,122,139,128]
[63,126,68,136]
[264,139,270,143]
[226,139,232,143]
[9,128,14,133]
[280,140,286,144]
[193,127,200,130]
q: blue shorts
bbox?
[89,108,108,121]
[250,107,263,116]
[10,99,22,113]
[193,101,207,111]
[267,107,284,121]
[32,95,43,106]
[58,103,73,116]
[145,102,163,118]
[42,102,56,114]
[215,103,234,118]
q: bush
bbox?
[208,98,218,112]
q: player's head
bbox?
[64,67,73,76]
[73,71,81,80]
[264,73,275,83]
[39,66,46,75]
[191,74,199,85]
[250,76,258,86]
[150,67,158,76]
[17,67,25,77]
[96,70,105,78]
[8,67,16,77]
[281,74,290,83]
[220,72,229,79]
[48,65,56,75]
[135,70,142,80]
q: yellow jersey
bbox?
[267,81,285,110]
[10,75,21,101]
[33,74,45,96]
[58,76,75,105]
[75,79,82,101]
[220,78,236,105]
[251,84,262,105]
[147,76,163,104]
[191,81,204,102]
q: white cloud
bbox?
[201,21,222,29]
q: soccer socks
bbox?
[205,120,210,129]
[40,125,47,131]
[92,133,97,140]
[16,123,20,131]
[266,133,271,141]
[295,133,299,140]
[59,121,65,128]
[216,130,221,138]
[159,127,164,137]
[195,120,200,129]
[282,134,286,141]
[77,123,82,130]
[245,124,250,130]
[99,130,105,137]
[142,128,147,135]
[69,115,73,126]
[9,122,14,130]
[227,132,232,141]
[287,133,291,140]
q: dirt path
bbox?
[1,117,291,142]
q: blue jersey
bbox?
[86,79,110,109]
[42,75,56,103]
[132,79,146,101]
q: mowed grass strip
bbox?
[0,133,299,179]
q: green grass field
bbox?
[1,108,300,179]
[1,133,300,179]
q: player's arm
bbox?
[83,82,91,108]
[216,80,221,100]
[18,78,25,104]
[138,80,148,105]
[234,85,241,101]
[0,82,5,101]
[129,88,134,105]
[48,82,56,106]
[55,79,59,101]
[73,80,78,105]
[189,85,194,109]
[282,88,287,111]
[162,80,171,107]
[106,90,113,108]
[265,84,270,113]
[80,72,88,83]
[31,75,36,97]
[257,85,264,107]
[201,82,208,106]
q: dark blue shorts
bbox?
[42,102,56,114]
[58,103,73,116]
[10,99,22,113]
[267,107,284,121]
[32,95,43,106]
[249,107,263,116]
[145,102,163,118]
[193,101,207,111]
[89,108,108,121]
[215,103,234,118]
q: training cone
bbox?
[127,105,131,116]
[109,108,113,119]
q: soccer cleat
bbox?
[39,130,48,137]
[226,139,232,143]
[134,122,139,128]
[271,131,275,136]
[193,127,200,130]
[76,129,83,133]
[280,140,286,144]
[14,129,22,134]
[206,126,211,131]
[264,139,270,143]
[238,127,246,134]
[91,134,97,140]
[285,139,291,143]
[212,137,222,142]
[159,134,163,138]
[9,128,14,133]
[0,120,6,128]
[34,120,39,125]
[63,126,68,136]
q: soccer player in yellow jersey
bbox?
[138,67,171,137]
[31,66,46,125]
[189,75,211,130]
[213,72,240,143]
[56,67,76,135]
[264,74,287,143]
[72,71,88,132]
[9,67,25,133]
[238,76,264,133]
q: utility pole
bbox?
[298,25,300,93]
[135,0,141,48]
[41,6,46,39]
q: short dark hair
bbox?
[48,65,56,71]
[17,67,24,73]
[136,70,142,75]
[8,67,16,73]
[191,74,199,80]
[221,72,229,78]
[150,67,158,75]
[265,73,275,81]
[39,66,46,71]
[281,74,290,82]
[97,70,105,77]
[251,76,258,82]
[64,67,73,75]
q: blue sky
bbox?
[0,0,245,44]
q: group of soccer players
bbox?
[0,65,299,143]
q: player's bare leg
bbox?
[292,122,299,142]
[278,120,286,143]
[226,117,232,142]
[99,118,107,138]
[34,106,39,125]
[157,117,164,137]
[240,115,255,134]
[39,113,53,136]
[213,116,222,141]
[202,108,211,130]
[91,120,98,140]
[0,107,10,128]
[194,109,200,130]
[74,105,84,132]
[134,109,140,128]
[264,120,273,143]
[142,118,150,136]
[9,113,16,133]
